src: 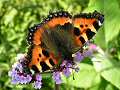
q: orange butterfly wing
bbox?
[27,11,72,45]
[27,45,58,72]
[27,11,72,72]
[72,11,104,47]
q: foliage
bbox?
[0,0,120,90]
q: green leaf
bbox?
[4,8,18,25]
[104,0,120,43]
[0,63,9,71]
[106,84,118,90]
[94,27,106,49]
[101,59,120,89]
[62,63,101,88]
[92,51,120,89]
[84,0,104,12]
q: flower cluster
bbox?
[8,44,98,89]
[52,60,75,84]
[8,54,32,84]
[8,54,42,89]
[74,43,97,62]
[33,74,42,89]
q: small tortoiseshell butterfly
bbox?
[26,11,104,72]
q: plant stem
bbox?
[55,83,60,90]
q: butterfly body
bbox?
[27,11,104,72]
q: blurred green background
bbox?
[0,0,120,90]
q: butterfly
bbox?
[26,10,104,72]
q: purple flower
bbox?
[19,75,26,84]
[14,63,23,72]
[52,72,62,84]
[33,74,42,89]
[61,60,72,68]
[8,69,17,78]
[35,74,42,82]
[82,44,97,57]
[33,81,42,89]
[60,60,72,77]
[66,62,72,68]
[60,60,67,67]
[74,52,84,62]
[8,58,32,84]
[19,75,32,84]
[26,75,32,82]
[11,74,20,84]
[83,50,93,57]
[11,78,18,84]
[9,69,32,84]
[63,67,71,77]
[10,73,20,84]
[89,44,97,50]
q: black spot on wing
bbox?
[73,27,80,36]
[85,24,88,27]
[62,22,72,30]
[80,25,84,28]
[86,29,96,40]
[39,54,41,57]
[57,22,73,31]
[42,50,49,57]
[37,58,39,61]
[49,58,55,66]
[79,36,85,44]
[40,62,50,71]
[31,65,39,73]
[93,21,100,31]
